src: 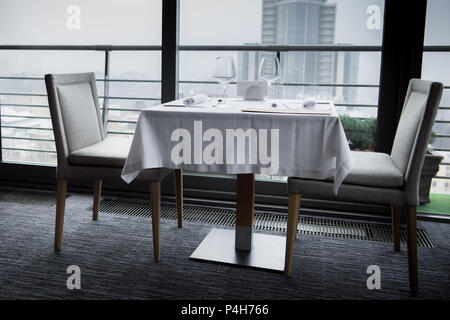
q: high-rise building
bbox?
[239,0,359,101]
[333,50,359,102]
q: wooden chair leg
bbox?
[54,179,67,251]
[391,205,401,252]
[93,180,102,221]
[407,206,418,295]
[174,169,183,228]
[151,182,161,261]
[295,201,300,240]
[285,193,301,277]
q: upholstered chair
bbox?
[285,79,443,294]
[45,72,183,261]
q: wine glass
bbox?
[258,56,280,106]
[212,56,236,105]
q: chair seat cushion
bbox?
[68,137,131,167]
[288,178,405,206]
[331,151,404,187]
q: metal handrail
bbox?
[0,44,381,52]
[334,103,378,108]
[0,45,161,51]
[109,107,142,112]
[101,96,160,101]
[179,45,382,52]
[0,76,161,83]
[1,103,48,108]
[108,119,138,124]
[0,91,160,101]
[429,147,450,152]
[2,136,54,142]
[423,45,450,52]
[107,130,134,135]
[178,79,380,88]
[0,44,447,52]
[2,147,55,153]
[0,92,46,97]
[2,114,50,120]
[1,125,52,131]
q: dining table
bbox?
[121,98,353,272]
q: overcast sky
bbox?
[1,0,448,44]
[0,0,448,87]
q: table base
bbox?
[190,228,286,272]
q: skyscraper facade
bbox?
[239,0,359,101]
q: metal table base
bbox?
[190,228,286,272]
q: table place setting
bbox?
[160,55,333,115]
[162,96,334,115]
[240,99,333,115]
[162,95,235,108]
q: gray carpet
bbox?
[0,188,449,300]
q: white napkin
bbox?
[183,94,207,106]
[303,100,316,108]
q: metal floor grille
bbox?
[92,198,434,248]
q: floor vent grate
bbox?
[92,198,434,248]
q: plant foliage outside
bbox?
[340,116,377,151]
[339,116,437,152]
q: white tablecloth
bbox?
[121,99,353,193]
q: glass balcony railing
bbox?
[0,44,448,196]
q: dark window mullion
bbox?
[161,0,180,103]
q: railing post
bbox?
[276,50,281,99]
[102,50,110,134]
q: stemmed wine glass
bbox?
[212,56,236,105]
[258,56,280,106]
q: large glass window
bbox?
[0,1,162,165]
[180,0,385,156]
[0,51,105,165]
[107,51,162,139]
[0,0,161,45]
[180,0,263,45]
[422,0,450,196]
[1,0,387,170]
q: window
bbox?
[0,0,162,165]
[422,0,450,195]
[179,0,385,155]
[0,50,105,165]
[0,0,161,45]
[180,0,262,46]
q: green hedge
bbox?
[340,116,376,151]
[339,116,436,151]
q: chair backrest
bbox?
[45,72,105,168]
[390,79,443,204]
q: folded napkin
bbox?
[303,100,316,108]
[183,94,207,106]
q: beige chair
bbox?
[285,79,443,294]
[45,72,183,261]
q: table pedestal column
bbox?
[190,174,287,272]
[235,174,254,251]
